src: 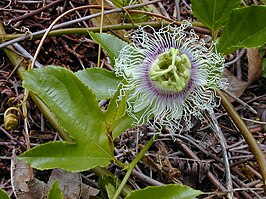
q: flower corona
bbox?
[114,22,226,133]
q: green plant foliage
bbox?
[47,181,63,199]
[112,113,136,139]
[20,66,114,171]
[89,32,127,66]
[104,83,127,139]
[217,5,266,55]
[98,176,118,199]
[0,188,10,199]
[125,184,202,199]
[75,68,122,100]
[112,0,130,6]
[191,0,241,32]
[112,110,149,139]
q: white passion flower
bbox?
[114,22,227,133]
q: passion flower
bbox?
[114,22,226,132]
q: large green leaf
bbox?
[47,181,63,199]
[89,32,127,66]
[191,0,241,32]
[75,68,122,100]
[0,188,10,199]
[125,184,202,199]
[217,5,266,55]
[20,66,113,171]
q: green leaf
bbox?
[191,0,241,32]
[106,183,116,199]
[75,68,122,100]
[20,66,113,171]
[112,109,150,139]
[217,5,266,55]
[47,181,63,199]
[89,32,128,66]
[105,83,127,139]
[0,188,10,199]
[98,175,118,199]
[125,184,202,199]
[112,113,135,139]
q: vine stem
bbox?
[112,134,158,199]
[1,20,207,41]
[217,90,266,194]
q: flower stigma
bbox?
[150,47,191,92]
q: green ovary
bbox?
[149,47,191,92]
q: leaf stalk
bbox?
[112,134,158,199]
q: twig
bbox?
[69,1,89,28]
[174,0,181,21]
[214,163,254,199]
[157,2,170,18]
[132,169,164,186]
[175,138,227,192]
[0,0,162,49]
[217,90,266,194]
[12,43,43,68]
[0,126,26,149]
[242,118,266,124]
[222,89,257,115]
[206,110,233,199]
[225,49,246,66]
[3,0,65,25]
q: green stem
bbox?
[0,20,206,42]
[217,90,266,194]
[112,134,158,199]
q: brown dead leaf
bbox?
[47,168,82,199]
[223,68,248,102]
[81,184,99,198]
[11,154,47,199]
[247,48,263,85]
[88,0,127,39]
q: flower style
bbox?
[114,22,227,133]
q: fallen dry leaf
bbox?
[47,169,82,199]
[89,0,127,39]
[81,184,99,198]
[247,48,263,85]
[11,154,47,199]
[223,68,248,102]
